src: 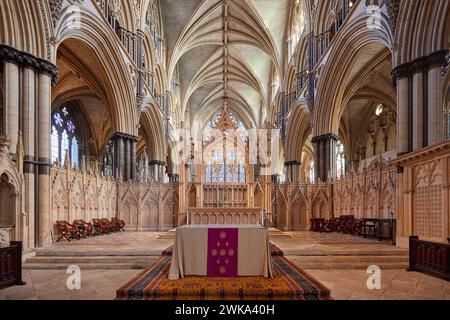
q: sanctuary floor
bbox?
[1,231,449,300]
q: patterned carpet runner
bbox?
[116,243,331,300]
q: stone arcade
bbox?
[0,0,449,300]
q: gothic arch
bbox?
[285,101,311,162]
[139,100,166,162]
[0,0,50,60]
[396,0,450,65]
[54,7,138,136]
[313,14,393,136]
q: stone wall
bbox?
[50,165,118,238]
[118,182,177,231]
[271,182,332,231]
[270,159,396,231]
[332,160,397,219]
[50,165,178,241]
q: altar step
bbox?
[157,229,176,240]
[268,228,293,239]
[156,228,293,240]
[287,254,409,269]
[24,248,165,270]
[24,254,160,270]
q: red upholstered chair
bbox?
[74,220,94,238]
[101,218,116,232]
[111,218,126,232]
[323,216,341,232]
[92,218,109,234]
[56,221,80,242]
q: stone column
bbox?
[130,138,137,180]
[118,136,125,180]
[428,66,442,145]
[136,30,144,99]
[4,62,19,155]
[124,137,130,181]
[37,73,52,247]
[320,138,326,181]
[159,162,165,183]
[22,68,36,248]
[393,49,449,153]
[312,134,338,182]
[312,139,320,183]
[412,72,424,149]
[397,77,409,154]
[294,162,301,182]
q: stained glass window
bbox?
[289,0,306,59]
[308,160,315,183]
[71,137,79,167]
[336,141,346,179]
[146,1,161,54]
[51,126,59,163]
[102,139,114,175]
[61,130,69,163]
[51,106,81,167]
[203,110,248,183]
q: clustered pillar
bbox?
[392,50,449,155]
[112,132,138,181]
[149,160,167,183]
[311,133,338,182]
[284,160,301,183]
[0,44,58,248]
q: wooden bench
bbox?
[408,236,450,281]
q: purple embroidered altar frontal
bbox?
[168,225,274,280]
[207,228,238,277]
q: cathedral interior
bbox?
[0,0,449,301]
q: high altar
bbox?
[177,99,273,227]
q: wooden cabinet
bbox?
[0,241,26,289]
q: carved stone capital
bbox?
[0,45,58,86]
[112,132,139,142]
[392,50,449,86]
[311,133,339,144]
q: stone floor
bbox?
[305,269,450,300]
[1,231,449,300]
[43,231,173,253]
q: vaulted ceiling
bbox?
[161,0,291,128]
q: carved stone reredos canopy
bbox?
[212,98,238,132]
[0,135,11,155]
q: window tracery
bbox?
[289,0,306,59]
[146,0,161,55]
[203,110,248,183]
[51,106,80,167]
[102,138,115,175]
[336,141,346,179]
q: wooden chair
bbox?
[92,218,109,234]
[111,218,126,232]
[343,217,362,235]
[101,218,116,232]
[323,216,342,232]
[73,220,94,238]
[336,215,354,233]
[56,221,80,242]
